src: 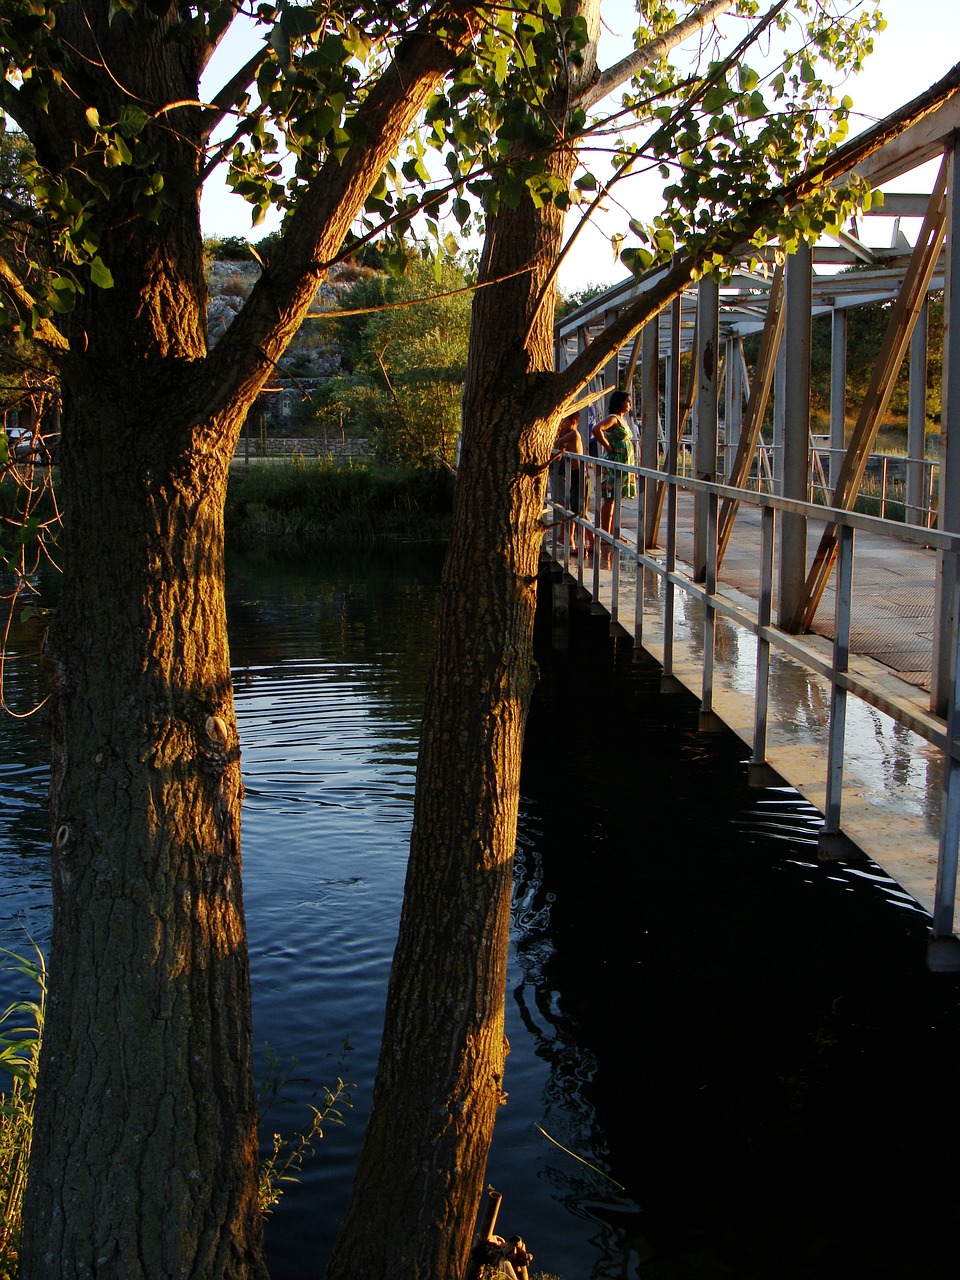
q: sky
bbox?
[198,0,960,291]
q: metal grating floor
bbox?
[671,497,938,694]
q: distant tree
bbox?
[203,233,254,261]
[556,280,610,320]
[810,292,944,427]
[313,255,470,467]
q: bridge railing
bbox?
[547,450,960,956]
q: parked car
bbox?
[5,426,33,460]
[4,426,59,465]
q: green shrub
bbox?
[225,459,454,545]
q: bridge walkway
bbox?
[547,475,960,961]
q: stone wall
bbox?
[232,434,371,459]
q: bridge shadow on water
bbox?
[512,578,960,1279]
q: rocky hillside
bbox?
[206,259,367,378]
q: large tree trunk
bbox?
[16,0,467,1269]
[325,124,578,1280]
[20,7,267,1273]
[23,383,263,1279]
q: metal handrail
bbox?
[548,449,960,947]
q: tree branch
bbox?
[198,13,471,419]
[199,45,270,142]
[1,82,42,141]
[521,0,785,349]
[576,0,736,113]
[193,0,243,73]
[0,256,68,354]
[546,57,960,414]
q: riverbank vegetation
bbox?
[308,255,471,470]
[225,458,454,546]
[0,948,44,1280]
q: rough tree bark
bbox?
[14,5,464,1276]
[325,3,922,1276]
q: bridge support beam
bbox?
[693,276,720,583]
[931,136,960,950]
[906,298,929,525]
[829,307,847,492]
[640,315,660,549]
[778,240,812,631]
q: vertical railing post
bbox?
[611,479,622,627]
[590,456,602,599]
[820,522,854,855]
[699,487,722,731]
[749,504,777,785]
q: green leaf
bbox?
[268,23,290,65]
[117,105,149,137]
[746,90,766,121]
[621,247,654,277]
[47,275,78,313]
[89,257,114,289]
[84,106,101,129]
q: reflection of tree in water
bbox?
[517,596,960,1280]
[225,543,445,740]
[511,816,648,1280]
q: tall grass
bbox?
[225,457,454,546]
[0,947,45,1279]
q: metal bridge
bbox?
[546,75,960,968]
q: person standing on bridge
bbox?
[592,389,637,565]
[554,411,586,553]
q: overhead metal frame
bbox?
[554,91,960,672]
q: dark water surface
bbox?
[2,546,959,1279]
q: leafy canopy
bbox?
[0,1,888,340]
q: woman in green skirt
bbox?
[592,388,636,563]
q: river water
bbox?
[1,546,959,1279]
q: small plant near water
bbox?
[0,950,351,1276]
[479,1269,563,1280]
[256,1043,354,1217]
[0,945,45,1279]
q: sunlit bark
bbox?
[18,5,463,1276]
